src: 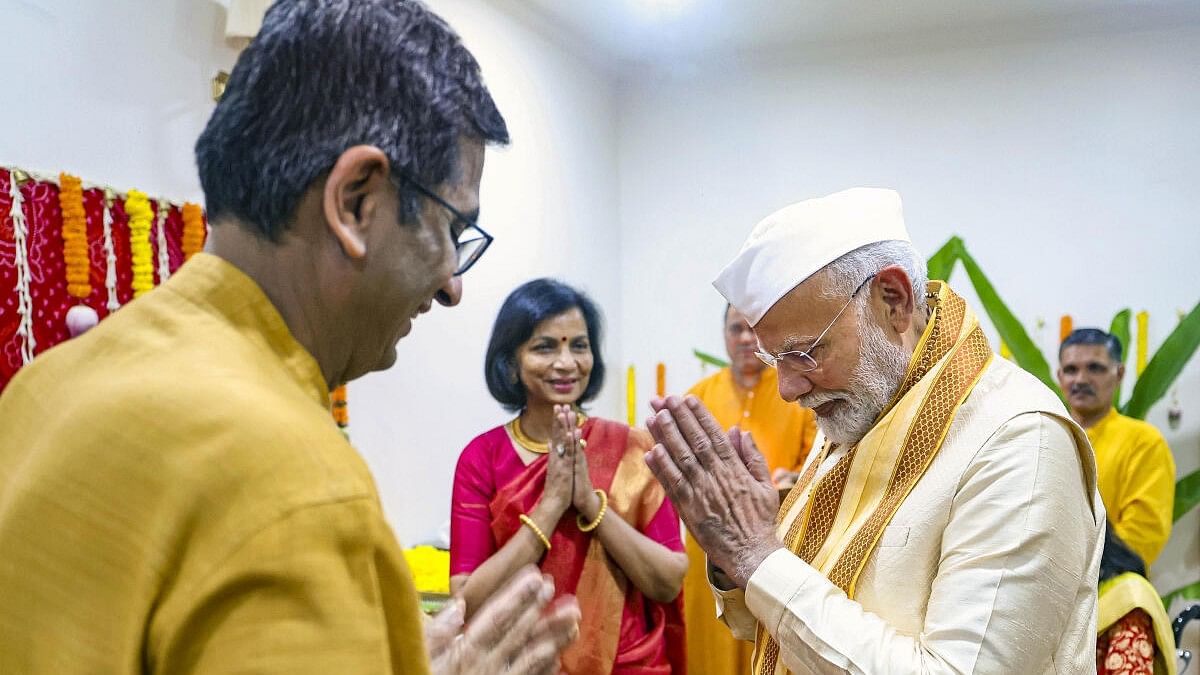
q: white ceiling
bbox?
[493,0,1200,72]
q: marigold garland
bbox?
[331,384,349,428]
[125,190,155,297]
[57,173,91,299]
[181,202,206,260]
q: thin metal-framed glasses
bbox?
[401,175,492,276]
[754,274,876,372]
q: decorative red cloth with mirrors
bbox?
[0,166,205,393]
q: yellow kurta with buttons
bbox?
[1087,407,1176,566]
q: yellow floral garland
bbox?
[125,190,155,297]
[58,173,91,299]
[181,202,206,261]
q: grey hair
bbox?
[820,240,928,312]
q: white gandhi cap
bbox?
[712,187,911,326]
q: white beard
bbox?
[801,307,910,446]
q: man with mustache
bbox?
[645,187,1104,674]
[1058,328,1175,567]
[681,305,818,675]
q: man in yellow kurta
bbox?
[683,305,817,675]
[1059,328,1176,566]
[0,3,577,673]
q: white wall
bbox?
[617,24,1200,595]
[351,0,623,546]
[0,0,238,200]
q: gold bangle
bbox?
[519,514,552,551]
[576,489,607,532]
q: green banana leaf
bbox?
[1162,579,1200,610]
[1123,301,1200,420]
[956,244,1060,396]
[693,349,729,369]
[1108,308,1132,407]
[1175,467,1200,523]
[926,236,961,281]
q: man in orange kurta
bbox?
[682,305,817,675]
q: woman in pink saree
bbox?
[451,279,687,674]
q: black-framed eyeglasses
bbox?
[754,274,876,372]
[401,175,493,276]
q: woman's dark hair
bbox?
[485,279,606,412]
[1099,519,1146,583]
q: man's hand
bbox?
[644,395,783,588]
[426,566,580,674]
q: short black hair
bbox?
[485,279,606,412]
[1060,328,1123,364]
[1099,520,1146,582]
[195,0,509,239]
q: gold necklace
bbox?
[508,410,588,455]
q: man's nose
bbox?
[778,369,814,402]
[435,275,462,307]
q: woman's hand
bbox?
[538,406,576,519]
[551,406,596,515]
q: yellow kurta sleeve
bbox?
[1114,434,1175,566]
[151,498,427,674]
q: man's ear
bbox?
[874,265,916,334]
[322,145,391,260]
[1116,362,1126,381]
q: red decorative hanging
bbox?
[0,166,203,393]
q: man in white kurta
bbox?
[643,188,1104,674]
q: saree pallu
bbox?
[464,418,685,674]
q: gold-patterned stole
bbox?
[754,282,993,675]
